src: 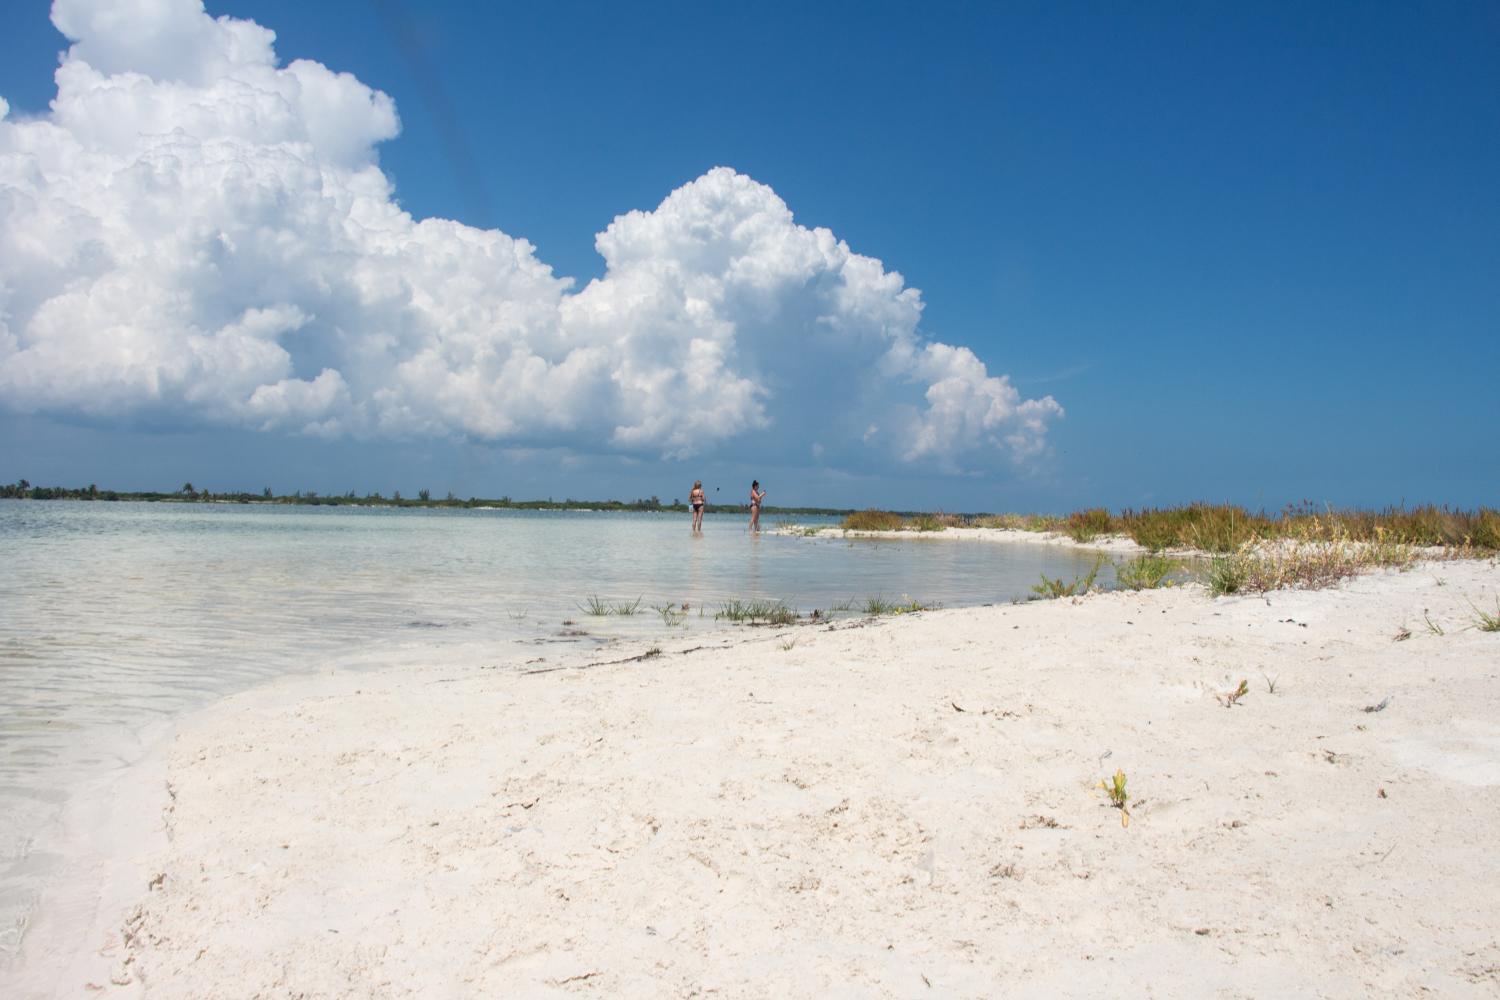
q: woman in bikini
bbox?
[689,480,706,532]
[748,480,766,533]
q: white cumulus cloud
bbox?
[0,0,1061,471]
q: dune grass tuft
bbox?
[1115,553,1177,590]
[842,509,905,531]
[1032,555,1106,599]
[716,599,798,625]
[1064,508,1113,543]
[1471,597,1500,632]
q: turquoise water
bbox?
[0,500,1111,964]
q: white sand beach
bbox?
[29,558,1500,998]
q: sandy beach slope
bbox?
[60,559,1500,997]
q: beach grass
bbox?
[715,599,798,625]
[818,502,1495,601]
[580,595,644,616]
[841,503,1496,553]
[1064,508,1112,543]
[1031,554,1106,600]
[1115,553,1177,590]
[842,509,905,531]
[654,603,686,626]
[861,596,935,616]
[1470,597,1500,632]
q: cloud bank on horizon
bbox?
[0,0,1062,472]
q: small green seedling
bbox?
[1099,768,1131,827]
[1218,679,1249,708]
[1422,610,1444,636]
[1470,597,1500,633]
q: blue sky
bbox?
[1,0,1496,511]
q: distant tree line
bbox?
[0,479,855,517]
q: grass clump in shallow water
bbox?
[862,596,935,616]
[1115,553,1177,590]
[716,599,798,625]
[1031,555,1106,599]
[654,603,686,626]
[580,595,643,616]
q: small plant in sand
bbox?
[579,595,643,616]
[1392,624,1412,642]
[1115,553,1177,590]
[780,637,798,651]
[716,599,798,625]
[654,603,685,626]
[1263,673,1280,694]
[1205,552,1250,595]
[1031,554,1106,599]
[1217,679,1250,707]
[862,596,935,616]
[1099,769,1131,827]
[1422,609,1444,636]
[1470,597,1500,632]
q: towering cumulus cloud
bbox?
[0,0,1061,471]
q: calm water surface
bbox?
[0,500,1111,963]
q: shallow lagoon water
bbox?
[0,500,1113,964]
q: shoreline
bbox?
[23,558,1500,997]
[780,523,1151,554]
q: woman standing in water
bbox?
[689,480,706,532]
[748,480,766,532]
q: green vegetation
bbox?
[1099,769,1131,827]
[1031,555,1106,600]
[654,603,686,626]
[580,595,643,616]
[1206,553,1251,596]
[1470,597,1500,633]
[1064,507,1112,543]
[1114,553,1177,591]
[969,512,1061,532]
[836,502,1495,559]
[715,599,798,625]
[861,596,935,616]
[842,509,906,531]
[1217,679,1250,708]
[840,509,963,532]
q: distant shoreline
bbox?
[0,489,856,518]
